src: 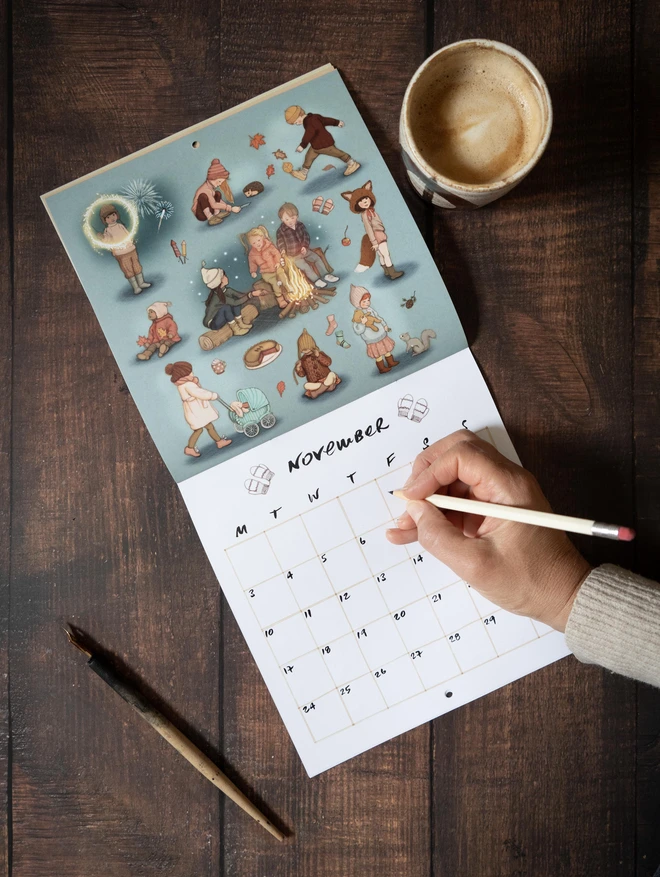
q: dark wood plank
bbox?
[10,3,229,874]
[0,0,11,872]
[633,0,660,874]
[217,2,433,874]
[430,3,637,875]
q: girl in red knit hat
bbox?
[191,158,243,226]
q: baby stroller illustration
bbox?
[218,387,276,438]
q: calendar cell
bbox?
[300,690,352,741]
[376,559,425,611]
[266,613,317,664]
[287,557,334,608]
[226,534,281,588]
[408,549,462,593]
[304,596,352,644]
[302,500,355,554]
[376,465,413,517]
[483,611,537,654]
[282,650,335,706]
[338,673,387,723]
[447,620,497,671]
[356,616,407,669]
[359,523,410,574]
[467,585,500,616]
[431,581,479,634]
[341,579,388,630]
[268,517,316,570]
[320,633,369,686]
[249,574,300,627]
[373,655,424,706]
[339,481,392,535]
[389,598,443,651]
[322,539,372,590]
[532,619,554,637]
[409,638,461,689]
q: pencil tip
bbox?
[388,490,394,495]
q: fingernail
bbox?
[406,501,424,524]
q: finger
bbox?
[385,526,419,545]
[407,500,483,576]
[404,440,540,509]
[407,429,484,484]
[394,512,416,530]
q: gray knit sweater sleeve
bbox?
[565,564,660,687]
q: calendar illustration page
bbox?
[181,351,570,776]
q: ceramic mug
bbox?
[399,39,553,208]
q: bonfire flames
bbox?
[281,255,314,302]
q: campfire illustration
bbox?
[277,254,336,319]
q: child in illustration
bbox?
[95,203,151,294]
[284,105,360,180]
[293,328,341,398]
[191,159,243,226]
[165,360,243,458]
[240,226,289,310]
[276,203,339,289]
[136,301,181,361]
[341,181,404,280]
[349,284,399,374]
[242,181,264,198]
[201,263,253,336]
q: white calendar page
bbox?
[181,349,570,776]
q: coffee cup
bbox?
[400,39,552,208]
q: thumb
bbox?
[406,501,480,579]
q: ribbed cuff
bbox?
[565,564,660,687]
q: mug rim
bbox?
[401,38,553,195]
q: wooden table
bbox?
[2,1,659,874]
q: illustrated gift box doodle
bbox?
[43,65,571,776]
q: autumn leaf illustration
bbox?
[249,133,266,149]
[266,164,275,178]
[272,149,287,160]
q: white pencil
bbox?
[390,491,635,542]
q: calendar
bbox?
[43,66,571,776]
[181,352,570,775]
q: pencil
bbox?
[389,491,635,541]
[64,626,285,842]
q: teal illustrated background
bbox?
[43,69,467,482]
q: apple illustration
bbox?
[341,225,351,247]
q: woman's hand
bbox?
[386,431,591,631]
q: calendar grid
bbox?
[226,459,549,745]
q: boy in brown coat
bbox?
[293,329,342,398]
[284,105,360,181]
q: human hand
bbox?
[251,272,257,278]
[231,205,241,213]
[296,145,303,153]
[211,392,219,401]
[301,247,307,255]
[360,316,368,325]
[386,431,591,631]
[338,120,345,127]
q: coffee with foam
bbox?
[407,44,547,187]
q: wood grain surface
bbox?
[4,0,659,875]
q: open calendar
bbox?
[42,65,570,775]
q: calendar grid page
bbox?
[180,350,571,776]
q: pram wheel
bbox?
[244,422,260,438]
[260,413,276,429]
[233,422,244,433]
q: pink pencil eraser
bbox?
[618,526,636,542]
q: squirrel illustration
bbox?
[400,329,436,356]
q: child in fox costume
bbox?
[340,180,404,280]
